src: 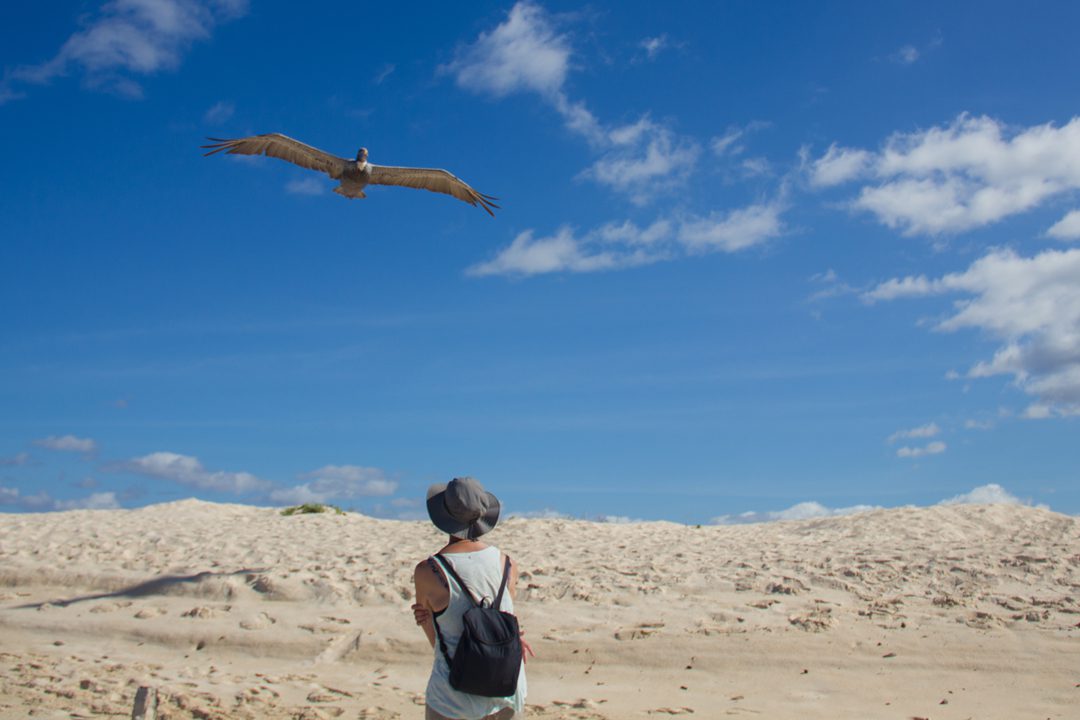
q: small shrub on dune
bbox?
[280,503,345,516]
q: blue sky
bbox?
[2,1,1078,523]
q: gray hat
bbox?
[426,477,501,540]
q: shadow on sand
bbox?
[14,568,268,610]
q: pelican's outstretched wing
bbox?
[202,133,349,179]
[368,165,499,216]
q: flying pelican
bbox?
[202,133,498,216]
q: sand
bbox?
[1,499,1078,719]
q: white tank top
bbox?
[424,545,527,719]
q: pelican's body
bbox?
[202,135,498,215]
[336,150,373,199]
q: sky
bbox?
[1,1,1079,523]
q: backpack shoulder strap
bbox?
[434,553,479,607]
[493,555,512,610]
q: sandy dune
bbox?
[1,499,1078,719]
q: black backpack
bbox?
[432,553,522,697]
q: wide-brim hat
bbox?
[426,477,501,540]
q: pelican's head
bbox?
[356,147,368,163]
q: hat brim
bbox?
[426,483,501,539]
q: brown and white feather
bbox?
[368,165,499,216]
[202,133,349,179]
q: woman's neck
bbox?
[442,536,487,553]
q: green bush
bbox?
[280,503,345,516]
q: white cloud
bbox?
[55,492,121,510]
[896,440,947,458]
[1,0,249,103]
[34,435,97,454]
[867,247,1080,416]
[444,2,570,101]
[1022,403,1053,420]
[285,177,325,196]
[713,500,880,525]
[712,483,1040,525]
[964,418,994,430]
[893,44,920,65]
[711,127,745,157]
[467,227,642,277]
[887,422,940,444]
[0,452,32,466]
[373,62,395,84]
[270,464,397,505]
[639,35,668,60]
[677,203,785,253]
[203,99,234,124]
[1047,210,1080,240]
[810,114,1080,235]
[0,486,53,510]
[807,268,858,302]
[861,274,936,302]
[0,486,116,511]
[445,3,698,199]
[123,451,270,494]
[583,120,701,201]
[469,204,784,277]
[507,508,573,519]
[596,514,643,523]
[939,483,1025,506]
[808,143,873,187]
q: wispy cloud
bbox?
[808,114,1080,235]
[468,203,785,277]
[893,44,920,65]
[711,483,1036,525]
[581,118,701,202]
[373,62,395,84]
[939,483,1033,506]
[0,452,32,467]
[507,508,573,519]
[34,435,97,454]
[888,34,942,66]
[806,143,873,187]
[0,485,119,511]
[443,1,576,107]
[285,177,325,196]
[203,99,234,124]
[55,492,121,510]
[1047,210,1080,240]
[866,247,1080,417]
[638,34,669,60]
[807,268,858,302]
[444,2,699,199]
[713,500,880,525]
[896,440,946,458]
[121,451,270,494]
[270,464,397,505]
[887,422,940,444]
[677,203,785,253]
[1,0,248,103]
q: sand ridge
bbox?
[1,500,1079,718]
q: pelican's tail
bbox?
[333,185,367,199]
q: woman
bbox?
[412,477,534,720]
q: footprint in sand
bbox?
[182,606,221,619]
[89,601,132,614]
[614,622,665,640]
[239,611,277,630]
[133,606,167,619]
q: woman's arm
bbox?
[412,562,437,648]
